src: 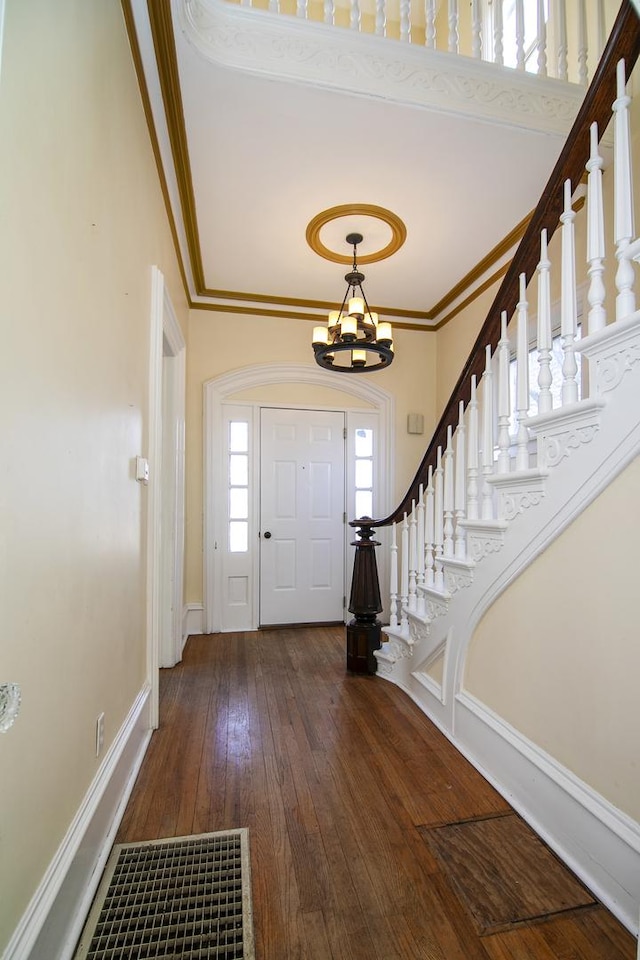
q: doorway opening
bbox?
[147,267,186,727]
[204,364,393,634]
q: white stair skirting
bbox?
[378,316,640,935]
[455,692,640,935]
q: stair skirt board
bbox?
[385,680,640,937]
[73,831,254,960]
[456,692,640,932]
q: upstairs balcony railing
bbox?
[227,0,615,87]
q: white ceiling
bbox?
[130,0,585,327]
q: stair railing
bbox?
[347,0,640,670]
[235,0,609,86]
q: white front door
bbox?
[260,408,345,626]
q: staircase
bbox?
[346,2,640,939]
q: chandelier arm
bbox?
[359,283,375,323]
[313,230,394,372]
[332,285,352,340]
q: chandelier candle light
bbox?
[312,233,394,372]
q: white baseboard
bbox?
[4,685,152,960]
[183,602,204,640]
[455,691,640,936]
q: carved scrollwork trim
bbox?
[541,423,600,468]
[501,488,545,521]
[425,595,449,620]
[468,534,505,563]
[595,341,640,394]
[444,567,474,593]
[181,0,582,134]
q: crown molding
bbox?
[127,0,586,328]
[181,0,585,136]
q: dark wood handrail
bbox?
[360,0,640,531]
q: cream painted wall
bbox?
[0,0,187,952]
[434,281,500,417]
[185,310,436,603]
[465,456,640,822]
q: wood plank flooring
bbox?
[116,627,636,959]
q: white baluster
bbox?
[400,0,410,43]
[375,0,385,37]
[586,122,606,336]
[448,0,458,53]
[537,229,553,414]
[266,0,277,10]
[296,0,307,17]
[466,375,479,521]
[471,0,482,60]
[350,0,361,31]
[560,179,579,405]
[408,501,417,611]
[497,311,511,473]
[493,0,504,66]
[577,0,588,87]
[434,448,445,591]
[556,0,568,81]
[614,60,636,322]
[443,426,454,558]
[425,0,435,49]
[400,513,409,634]
[454,401,467,560]
[323,0,334,25]
[416,485,425,616]
[389,522,398,629]
[425,466,435,588]
[515,0,525,70]
[481,345,495,518]
[536,0,547,77]
[515,273,531,470]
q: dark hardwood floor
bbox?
[117,627,636,959]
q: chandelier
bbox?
[312,233,394,373]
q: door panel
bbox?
[260,408,345,625]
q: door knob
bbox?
[263,531,272,539]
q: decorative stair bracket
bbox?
[346,519,382,674]
[526,399,605,469]
[486,469,549,522]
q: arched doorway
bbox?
[203,363,393,632]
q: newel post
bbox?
[346,518,382,674]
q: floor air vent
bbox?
[74,830,254,960]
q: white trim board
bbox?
[381,668,640,936]
[4,685,152,960]
[183,603,204,640]
[455,692,640,935]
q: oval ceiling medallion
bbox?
[306,204,407,265]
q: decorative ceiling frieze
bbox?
[180,0,585,137]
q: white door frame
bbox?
[204,363,394,634]
[147,266,186,726]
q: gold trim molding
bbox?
[306,204,407,264]
[126,2,580,330]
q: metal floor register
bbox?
[73,830,255,960]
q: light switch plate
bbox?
[135,456,149,484]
